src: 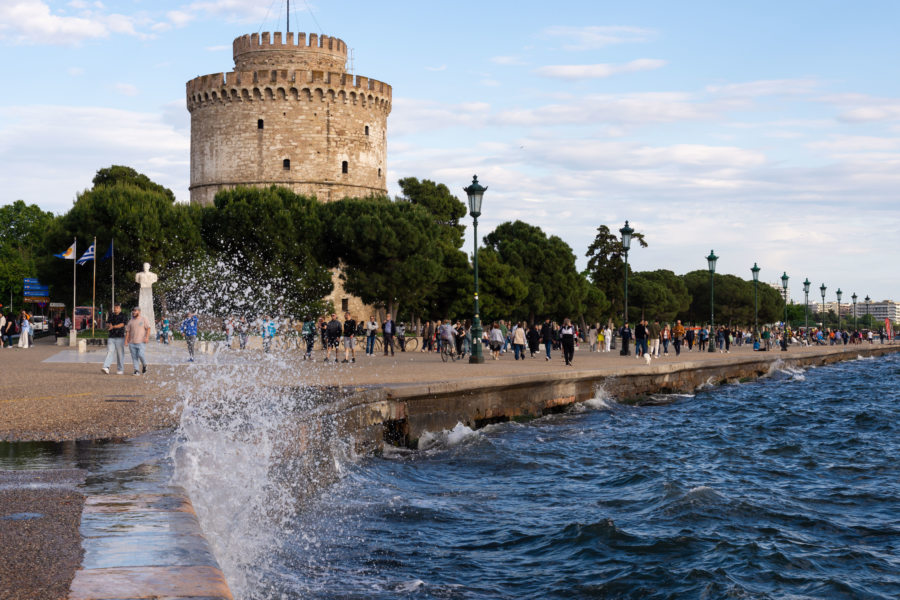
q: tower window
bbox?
[365,125,370,136]
[283,159,290,170]
[341,298,349,312]
[342,161,348,174]
[378,168,382,177]
[258,119,264,129]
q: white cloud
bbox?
[819,93,900,123]
[543,25,656,50]
[114,83,138,96]
[67,66,84,76]
[0,0,145,44]
[807,135,900,153]
[491,56,527,66]
[536,58,666,80]
[0,105,189,210]
[176,0,280,24]
[706,78,819,98]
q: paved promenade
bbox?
[2,335,896,442]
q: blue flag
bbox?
[102,240,114,261]
[77,242,95,265]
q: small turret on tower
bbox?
[233,32,348,72]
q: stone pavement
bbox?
[1,335,895,441]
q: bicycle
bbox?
[440,340,460,362]
[399,335,419,352]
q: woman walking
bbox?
[488,322,504,360]
[560,318,576,366]
[512,321,527,360]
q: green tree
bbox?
[396,177,470,319]
[0,200,56,311]
[323,196,447,319]
[198,186,333,318]
[629,269,691,323]
[482,220,586,323]
[585,224,648,322]
[679,271,783,327]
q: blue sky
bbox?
[1,0,899,304]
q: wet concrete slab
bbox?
[69,489,233,600]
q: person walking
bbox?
[648,320,661,358]
[238,316,249,350]
[1,314,15,348]
[698,325,709,352]
[365,315,378,356]
[17,314,31,349]
[488,322,504,360]
[619,322,632,356]
[101,303,126,374]
[159,318,171,345]
[342,312,357,363]
[603,323,612,352]
[634,320,647,358]
[661,323,671,355]
[180,311,199,361]
[673,320,686,356]
[0,312,5,349]
[588,323,599,352]
[541,319,553,361]
[512,321,527,360]
[124,306,151,376]
[382,313,397,356]
[224,316,235,348]
[526,323,540,358]
[324,313,342,362]
[685,326,695,351]
[560,318,576,366]
[301,317,317,360]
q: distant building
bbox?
[818,300,899,323]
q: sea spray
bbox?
[162,254,355,597]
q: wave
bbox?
[417,422,481,452]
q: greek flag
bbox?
[77,242,95,265]
[54,242,76,260]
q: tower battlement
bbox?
[233,31,348,71]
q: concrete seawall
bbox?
[329,345,900,451]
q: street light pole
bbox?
[619,221,633,356]
[464,175,486,364]
[751,263,760,342]
[836,289,843,333]
[820,284,827,331]
[851,292,858,332]
[781,272,789,351]
[865,295,870,331]
[803,278,811,343]
[707,250,718,353]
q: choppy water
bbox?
[239,354,900,599]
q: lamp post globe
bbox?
[706,250,718,353]
[803,278,811,342]
[751,263,760,341]
[851,293,858,331]
[836,288,843,332]
[780,272,789,351]
[820,283,827,329]
[464,175,487,364]
[619,221,634,346]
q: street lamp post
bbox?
[803,278,811,343]
[781,272,789,351]
[707,250,718,353]
[820,283,827,330]
[619,221,633,356]
[836,289,843,333]
[464,175,486,364]
[851,293,858,332]
[865,295,871,330]
[751,263,760,342]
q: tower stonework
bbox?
[187,32,391,205]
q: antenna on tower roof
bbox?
[349,48,355,73]
[286,0,290,33]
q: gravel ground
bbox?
[0,339,178,442]
[0,470,86,600]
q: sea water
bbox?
[223,353,900,599]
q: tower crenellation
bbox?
[187,31,391,206]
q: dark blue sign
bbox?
[23,278,40,285]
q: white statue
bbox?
[135,262,158,336]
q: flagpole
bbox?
[91,236,97,337]
[111,241,115,308]
[72,237,77,335]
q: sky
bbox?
[1,0,899,304]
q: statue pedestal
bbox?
[69,331,77,347]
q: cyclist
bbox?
[439,320,456,357]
